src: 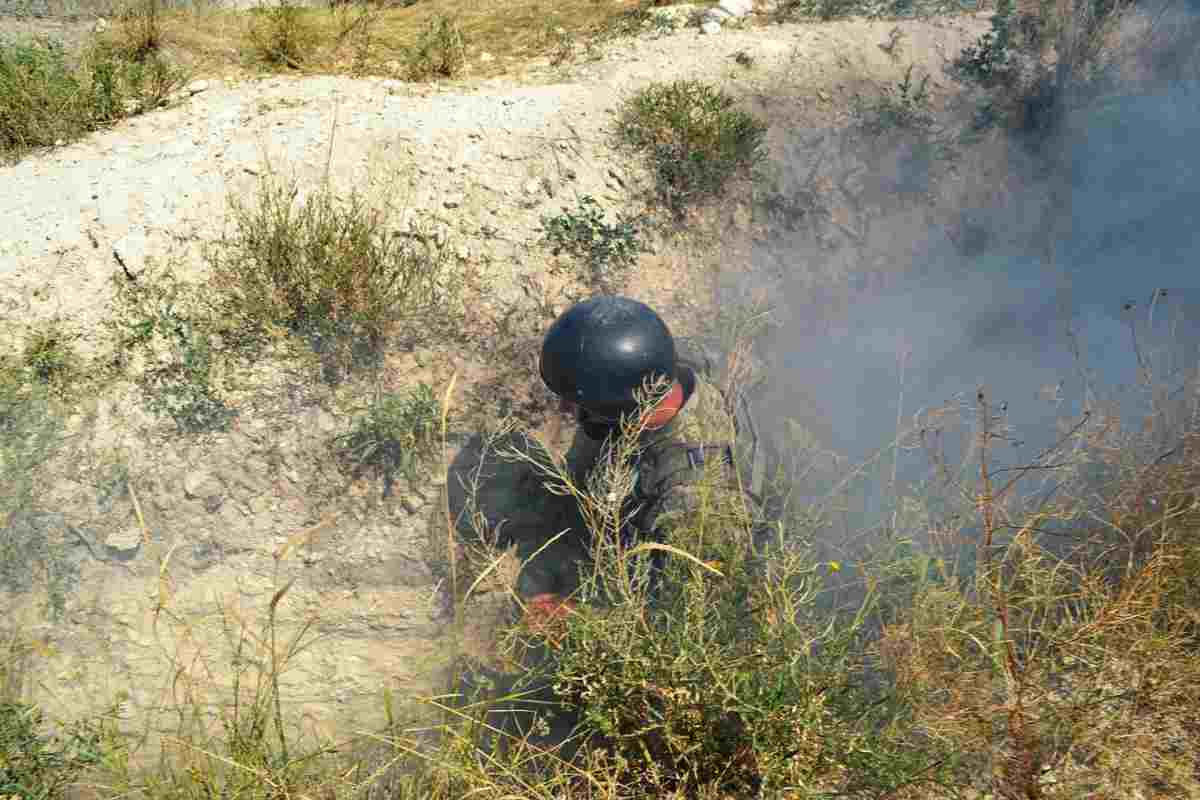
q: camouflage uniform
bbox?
[566,339,768,555]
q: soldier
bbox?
[449,295,771,780]
[535,294,768,605]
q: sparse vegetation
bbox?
[615,79,768,215]
[773,0,973,21]
[541,195,644,289]
[336,382,441,497]
[92,566,345,800]
[541,19,576,67]
[476,403,952,799]
[246,0,320,69]
[207,172,459,385]
[0,702,104,800]
[113,0,165,62]
[953,0,1014,86]
[20,318,82,399]
[103,263,248,433]
[869,387,1200,799]
[951,0,1137,139]
[852,64,934,134]
[597,5,680,40]
[0,360,76,619]
[404,12,466,80]
[0,34,184,162]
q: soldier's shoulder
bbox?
[673,370,736,443]
[673,339,767,499]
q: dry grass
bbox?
[118,0,667,81]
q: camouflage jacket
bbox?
[627,340,766,542]
[567,339,766,544]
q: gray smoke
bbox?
[740,11,1200,521]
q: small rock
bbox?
[700,19,722,34]
[186,79,209,95]
[103,527,142,557]
[522,178,542,196]
[718,0,754,16]
[433,225,449,247]
[479,52,495,63]
[183,469,223,500]
[443,193,465,209]
[54,138,65,147]
[311,409,339,434]
[94,17,109,33]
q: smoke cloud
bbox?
[737,6,1200,517]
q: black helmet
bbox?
[540,296,676,424]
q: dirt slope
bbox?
[0,9,991,749]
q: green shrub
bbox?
[467,404,953,799]
[0,37,83,157]
[0,703,103,800]
[778,0,870,20]
[0,35,184,162]
[598,6,679,40]
[208,174,457,385]
[615,79,767,215]
[541,195,643,289]
[20,319,82,399]
[405,13,466,80]
[114,0,165,62]
[335,383,440,498]
[851,64,934,135]
[246,0,319,69]
[773,0,972,21]
[103,264,260,434]
[953,0,1014,86]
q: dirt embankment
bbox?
[0,8,992,748]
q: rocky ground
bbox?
[0,4,995,752]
